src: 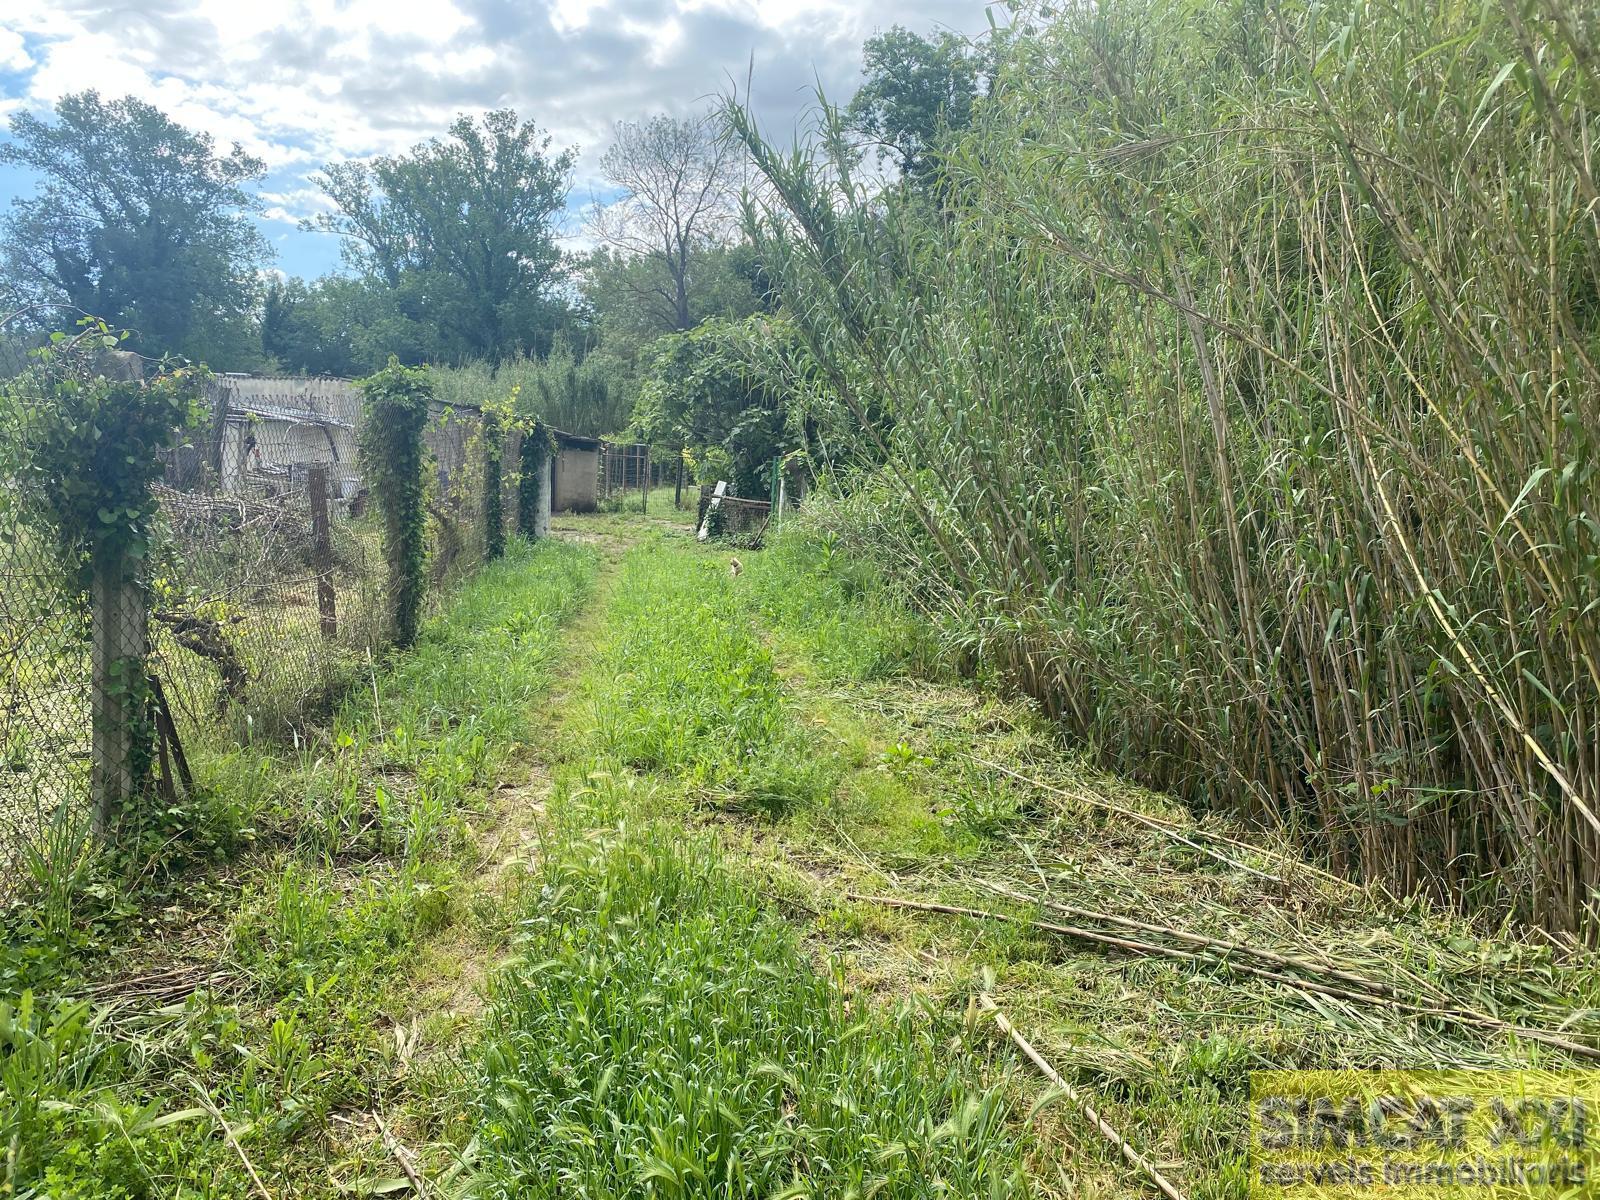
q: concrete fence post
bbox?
[90,558,148,833]
[308,463,338,638]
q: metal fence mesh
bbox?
[0,342,517,903]
[424,401,489,597]
[599,441,651,507]
[0,323,92,899]
[697,483,772,544]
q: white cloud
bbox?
[0,0,995,273]
[0,26,31,72]
[259,186,338,225]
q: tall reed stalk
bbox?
[732,0,1600,934]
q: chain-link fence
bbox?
[598,441,651,510]
[0,335,522,903]
[150,383,384,744]
[0,342,93,897]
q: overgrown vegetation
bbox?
[359,359,433,647]
[481,404,505,561]
[1,537,597,1197]
[734,0,1600,935]
[6,325,204,590]
[739,521,1600,1195]
[6,1,1600,1193]
[633,315,807,499]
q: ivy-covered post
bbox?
[518,420,553,541]
[7,326,203,832]
[482,406,505,561]
[358,360,431,649]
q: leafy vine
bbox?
[482,402,506,560]
[517,419,557,537]
[358,358,432,648]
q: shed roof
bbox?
[226,401,354,429]
[550,428,602,451]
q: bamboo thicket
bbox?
[733,0,1600,934]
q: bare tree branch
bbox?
[591,110,741,331]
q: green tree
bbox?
[0,92,270,364]
[582,243,772,342]
[310,110,575,363]
[846,27,988,184]
[261,275,422,376]
[575,241,776,421]
[633,316,799,498]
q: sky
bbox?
[0,0,993,280]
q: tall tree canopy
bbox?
[0,91,269,364]
[593,112,740,332]
[311,110,574,363]
[846,27,987,184]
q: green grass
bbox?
[467,822,1030,1199]
[737,528,941,683]
[583,537,834,814]
[1,535,598,1199]
[418,529,1033,1197]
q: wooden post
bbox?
[674,447,685,510]
[90,559,147,833]
[308,463,338,638]
[641,446,650,514]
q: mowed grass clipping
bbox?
[470,822,1030,1200]
[584,538,835,813]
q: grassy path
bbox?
[10,507,1597,1199]
[2,537,602,1198]
[412,512,1600,1200]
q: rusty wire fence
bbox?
[598,440,651,511]
[0,335,519,905]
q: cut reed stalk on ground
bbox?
[977,993,1187,1200]
[851,893,1600,1062]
